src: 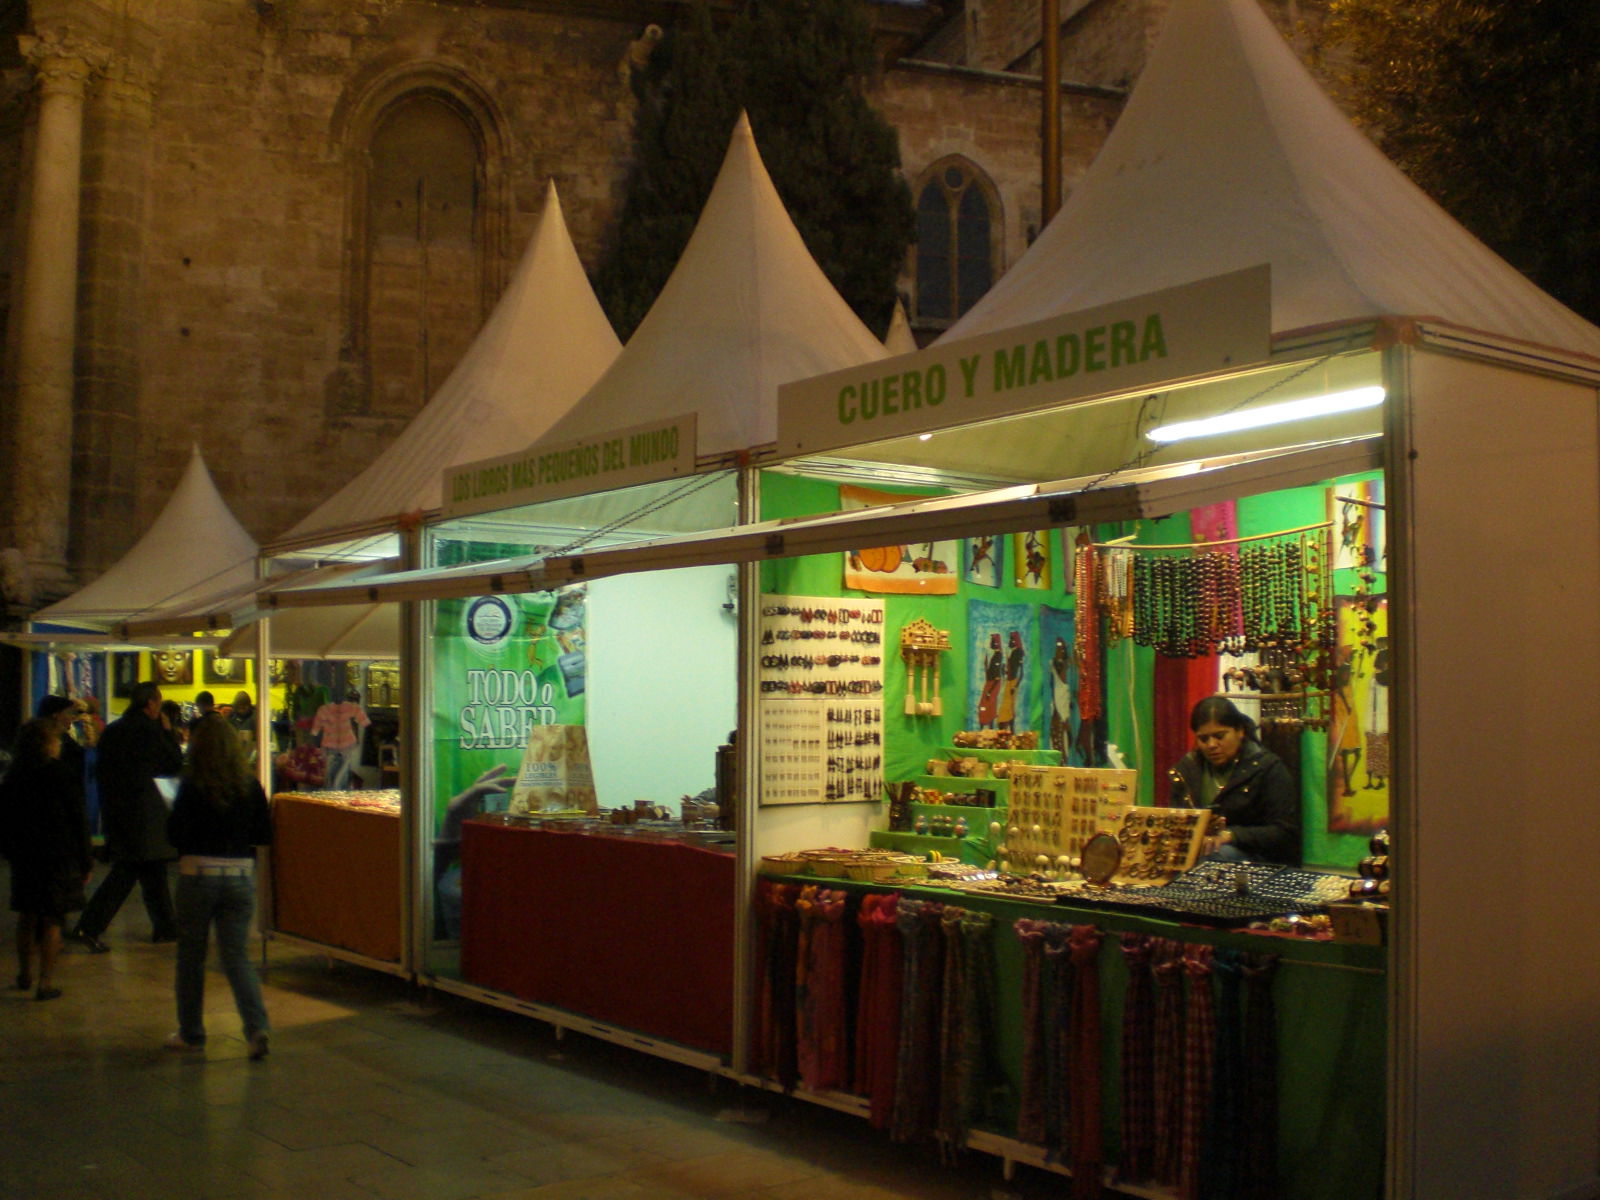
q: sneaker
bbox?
[34,986,62,1001]
[163,1033,203,1054]
[247,1031,270,1061]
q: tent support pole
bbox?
[1041,0,1061,223]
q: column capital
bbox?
[18,30,111,94]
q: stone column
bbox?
[74,44,156,575]
[8,27,107,590]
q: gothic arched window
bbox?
[914,158,998,326]
[362,93,485,416]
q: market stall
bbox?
[258,114,889,1059]
[19,446,271,827]
[270,789,403,964]
[712,2,1600,1196]
[116,185,623,977]
[258,6,1600,1196]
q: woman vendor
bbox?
[1169,695,1300,865]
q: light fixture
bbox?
[1146,386,1384,444]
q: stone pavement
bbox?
[0,862,1086,1200]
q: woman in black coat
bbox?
[1168,695,1301,866]
[0,718,93,999]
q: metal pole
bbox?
[1041,0,1062,223]
[729,466,761,1077]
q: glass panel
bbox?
[955,184,992,317]
[915,182,953,320]
[419,472,740,983]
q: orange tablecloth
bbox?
[460,820,734,1057]
[271,792,402,963]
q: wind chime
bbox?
[899,618,951,717]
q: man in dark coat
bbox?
[70,681,184,950]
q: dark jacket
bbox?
[96,708,185,862]
[167,777,272,858]
[1169,740,1301,866]
[0,754,92,879]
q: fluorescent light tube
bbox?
[1146,386,1385,444]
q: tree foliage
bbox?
[1323,0,1600,325]
[594,0,915,340]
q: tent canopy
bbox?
[525,113,887,462]
[945,0,1600,363]
[264,436,1379,607]
[32,445,258,629]
[271,183,622,553]
[117,559,402,661]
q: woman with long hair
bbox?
[1168,695,1300,865]
[0,718,92,999]
[164,712,272,1057]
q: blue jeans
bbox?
[323,746,356,791]
[174,871,269,1045]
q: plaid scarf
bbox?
[891,899,947,1142]
[1152,939,1188,1186]
[1118,933,1157,1184]
[1180,945,1216,1200]
[1201,949,1245,1199]
[797,886,849,1091]
[1067,924,1104,1199]
[1044,923,1075,1153]
[1015,918,1054,1146]
[938,907,996,1148]
[1240,954,1281,1200]
[752,880,802,1091]
[855,892,903,1130]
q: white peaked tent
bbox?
[32,445,258,629]
[275,182,623,551]
[533,112,888,458]
[946,0,1600,360]
[882,300,917,356]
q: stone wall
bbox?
[118,0,641,555]
[874,63,1122,317]
[9,0,1363,592]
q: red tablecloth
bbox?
[460,820,734,1057]
[271,793,402,962]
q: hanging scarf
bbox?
[1201,949,1245,1200]
[1179,945,1216,1200]
[795,886,823,1085]
[938,907,997,1149]
[855,892,903,1130]
[891,899,946,1143]
[1044,923,1075,1154]
[1067,924,1104,1199]
[1152,939,1188,1187]
[1118,934,1157,1184]
[1015,918,1053,1146]
[751,878,776,1075]
[797,887,849,1091]
[1240,954,1280,1200]
[752,880,802,1090]
[938,906,969,1148]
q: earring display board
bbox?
[1111,805,1213,884]
[999,766,1137,876]
[759,594,885,804]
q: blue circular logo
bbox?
[465,596,514,648]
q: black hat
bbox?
[37,695,77,719]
